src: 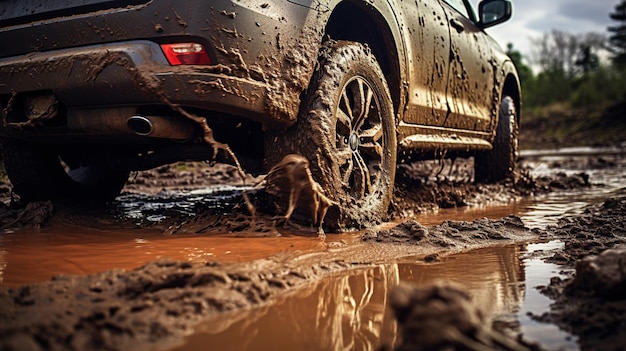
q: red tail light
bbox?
[160,43,211,65]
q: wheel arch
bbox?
[324,1,405,120]
[500,61,522,125]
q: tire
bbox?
[474,96,518,183]
[2,142,129,202]
[266,41,397,230]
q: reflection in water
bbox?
[171,245,526,351]
[167,267,399,351]
[518,241,578,350]
[0,248,6,285]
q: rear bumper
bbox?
[0,0,321,138]
[0,40,271,125]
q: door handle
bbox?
[450,18,465,33]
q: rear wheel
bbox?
[474,96,518,183]
[2,142,129,202]
[266,41,397,230]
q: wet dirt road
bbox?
[1,146,625,351]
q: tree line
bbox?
[506,0,626,113]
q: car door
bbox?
[400,0,451,126]
[439,0,495,133]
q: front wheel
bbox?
[2,142,129,202]
[266,41,397,231]
[474,96,518,183]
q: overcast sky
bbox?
[473,0,620,63]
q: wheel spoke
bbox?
[352,79,374,131]
[336,107,352,136]
[359,125,383,159]
[353,151,372,198]
[359,124,382,141]
[359,141,383,160]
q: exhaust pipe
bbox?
[127,115,196,140]
[126,116,153,136]
[68,108,197,140]
[126,115,194,140]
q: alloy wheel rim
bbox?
[335,76,384,200]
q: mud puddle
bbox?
[170,147,624,350]
[170,244,527,351]
[168,239,588,351]
[517,240,577,350]
[0,227,356,287]
[1,147,625,351]
[517,146,626,229]
[0,190,608,289]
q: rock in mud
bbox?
[383,282,539,351]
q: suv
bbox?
[0,0,519,229]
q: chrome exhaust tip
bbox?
[127,115,195,140]
[127,115,154,136]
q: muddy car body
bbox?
[0,0,520,229]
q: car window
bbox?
[442,0,475,20]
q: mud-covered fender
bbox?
[301,0,409,120]
[489,56,521,139]
[360,0,410,115]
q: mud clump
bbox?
[545,197,626,265]
[569,247,626,299]
[382,282,540,351]
[256,154,336,235]
[534,171,590,191]
[0,201,53,229]
[532,197,626,350]
[363,215,533,251]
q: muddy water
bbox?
[170,244,581,351]
[0,227,358,287]
[518,240,578,349]
[0,147,625,350]
[519,146,626,227]
[166,148,624,351]
[170,244,526,351]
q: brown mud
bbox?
[530,198,626,351]
[385,282,542,351]
[0,151,624,351]
[0,202,539,351]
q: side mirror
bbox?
[478,0,512,29]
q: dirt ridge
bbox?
[531,197,626,350]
